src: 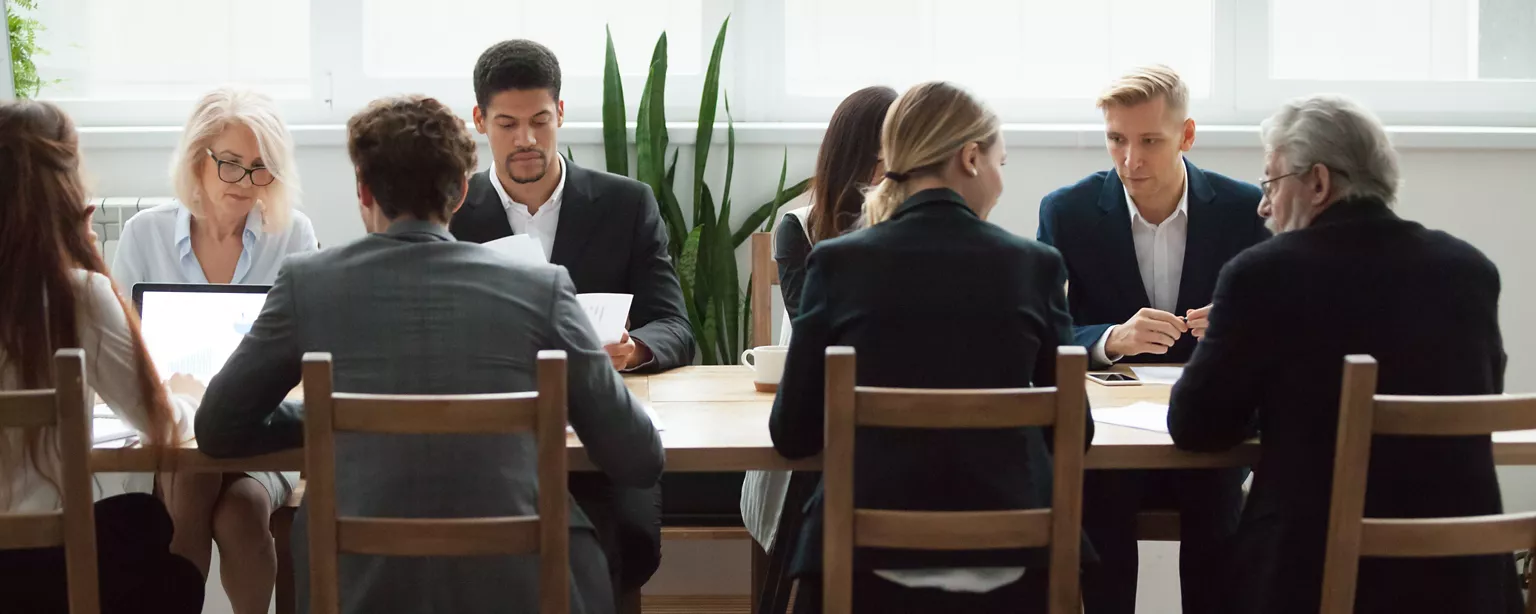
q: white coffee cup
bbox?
[740,345,789,392]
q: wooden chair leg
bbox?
[620,587,643,614]
[271,505,297,614]
[750,542,769,614]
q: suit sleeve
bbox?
[624,184,696,372]
[1036,193,1116,362]
[774,215,813,320]
[551,268,665,488]
[1034,251,1094,452]
[1168,255,1268,451]
[194,262,306,458]
[769,248,834,459]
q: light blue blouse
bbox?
[112,202,318,290]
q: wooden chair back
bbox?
[0,350,99,614]
[302,351,570,614]
[1320,354,1536,614]
[822,346,1089,614]
[750,231,780,349]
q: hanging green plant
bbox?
[7,0,59,99]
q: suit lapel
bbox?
[462,170,513,242]
[1175,159,1219,314]
[1096,170,1152,310]
[550,159,599,267]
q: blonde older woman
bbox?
[113,87,315,614]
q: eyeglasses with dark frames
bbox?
[206,149,276,187]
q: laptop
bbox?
[103,283,271,444]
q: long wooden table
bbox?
[89,366,1536,472]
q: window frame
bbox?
[14,0,1536,128]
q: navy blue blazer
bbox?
[1037,159,1268,364]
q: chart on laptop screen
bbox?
[138,289,270,385]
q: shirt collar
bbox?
[491,154,567,215]
[175,203,261,256]
[1123,160,1190,226]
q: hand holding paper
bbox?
[578,293,633,346]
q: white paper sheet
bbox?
[1129,366,1185,386]
[577,293,633,346]
[92,415,138,446]
[484,234,548,264]
[1093,402,1171,434]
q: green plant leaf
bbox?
[637,33,685,260]
[692,16,729,228]
[713,93,741,360]
[659,150,686,261]
[602,25,629,177]
[733,175,811,247]
[678,226,709,363]
[565,146,575,163]
[694,184,718,321]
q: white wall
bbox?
[77,133,1536,613]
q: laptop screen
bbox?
[133,283,271,386]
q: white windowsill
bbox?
[75,122,1536,150]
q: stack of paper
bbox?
[1129,366,1185,386]
[1093,402,1171,434]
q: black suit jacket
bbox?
[451,160,695,372]
[770,188,1094,575]
[1169,199,1520,614]
[1037,159,1268,365]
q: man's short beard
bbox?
[505,152,549,184]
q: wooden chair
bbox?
[822,346,1090,614]
[1319,355,1536,614]
[750,231,779,348]
[302,351,570,614]
[0,349,99,614]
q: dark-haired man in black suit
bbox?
[449,39,693,604]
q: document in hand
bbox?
[577,293,633,346]
[484,234,548,264]
[1093,402,1171,434]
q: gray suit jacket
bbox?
[195,220,664,614]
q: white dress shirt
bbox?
[489,155,567,262]
[1,271,194,512]
[1092,164,1190,364]
[112,202,318,291]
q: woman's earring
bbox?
[968,168,979,177]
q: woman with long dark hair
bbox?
[0,99,203,613]
[743,85,898,614]
[773,85,899,341]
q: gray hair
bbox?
[1260,94,1399,205]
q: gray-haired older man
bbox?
[1167,94,1522,614]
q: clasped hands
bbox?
[1105,304,1213,358]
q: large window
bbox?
[14,0,1536,127]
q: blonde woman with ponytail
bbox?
[768,82,1090,614]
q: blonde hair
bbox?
[170,87,299,232]
[862,81,1000,226]
[1096,64,1189,119]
